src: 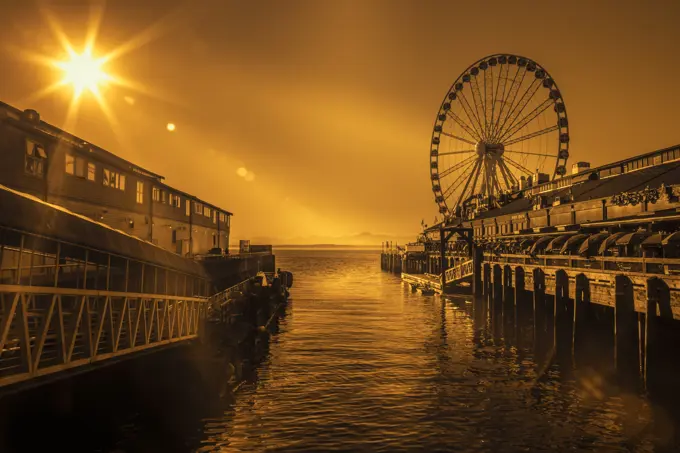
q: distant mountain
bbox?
[230,231,416,247]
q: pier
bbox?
[0,160,287,393]
[382,141,680,386]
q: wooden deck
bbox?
[401,273,442,293]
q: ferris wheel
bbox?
[430,54,569,218]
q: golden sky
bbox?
[1,0,679,244]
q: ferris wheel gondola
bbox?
[430,54,569,219]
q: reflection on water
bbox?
[2,249,679,452]
[195,249,679,452]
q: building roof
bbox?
[0,182,209,277]
[0,100,233,216]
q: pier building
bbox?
[0,101,230,257]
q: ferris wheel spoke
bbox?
[492,78,541,144]
[496,158,514,191]
[438,149,476,157]
[492,167,503,195]
[484,66,495,139]
[440,131,477,146]
[458,91,486,140]
[504,149,557,158]
[490,67,525,144]
[454,158,482,209]
[438,154,477,179]
[468,157,483,199]
[503,155,534,176]
[470,76,487,139]
[491,65,520,140]
[499,158,520,190]
[503,124,559,147]
[446,111,482,142]
[489,64,509,141]
[442,158,479,199]
[498,98,554,144]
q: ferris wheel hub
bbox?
[475,142,504,157]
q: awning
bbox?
[662,231,680,245]
[616,231,653,247]
[597,232,628,255]
[578,232,611,257]
[545,234,574,252]
[559,234,589,254]
[641,233,664,246]
[518,238,537,250]
[529,235,554,255]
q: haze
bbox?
[1,0,678,245]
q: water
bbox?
[193,249,677,452]
[2,249,680,452]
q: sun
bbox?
[55,48,111,98]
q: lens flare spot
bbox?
[236,167,248,177]
[166,123,176,132]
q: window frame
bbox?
[136,181,144,204]
[25,139,47,178]
[103,168,126,191]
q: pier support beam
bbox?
[503,265,514,325]
[645,277,672,388]
[554,270,573,361]
[483,263,491,298]
[533,269,546,343]
[573,273,591,365]
[514,267,528,326]
[492,265,503,315]
[472,247,482,295]
[615,275,640,379]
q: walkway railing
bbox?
[482,253,680,276]
[444,260,474,284]
[0,285,207,389]
[0,224,213,390]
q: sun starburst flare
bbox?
[14,2,188,132]
[54,47,112,99]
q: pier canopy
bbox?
[559,234,589,254]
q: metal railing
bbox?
[0,285,207,389]
[482,253,680,277]
[444,260,474,284]
[0,224,213,389]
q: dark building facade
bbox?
[0,101,231,256]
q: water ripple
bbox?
[195,249,667,452]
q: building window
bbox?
[195,202,203,214]
[103,168,125,191]
[152,187,161,202]
[25,139,47,178]
[169,193,181,208]
[212,211,217,223]
[136,181,144,204]
[65,153,91,179]
[185,200,190,216]
[203,206,211,217]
